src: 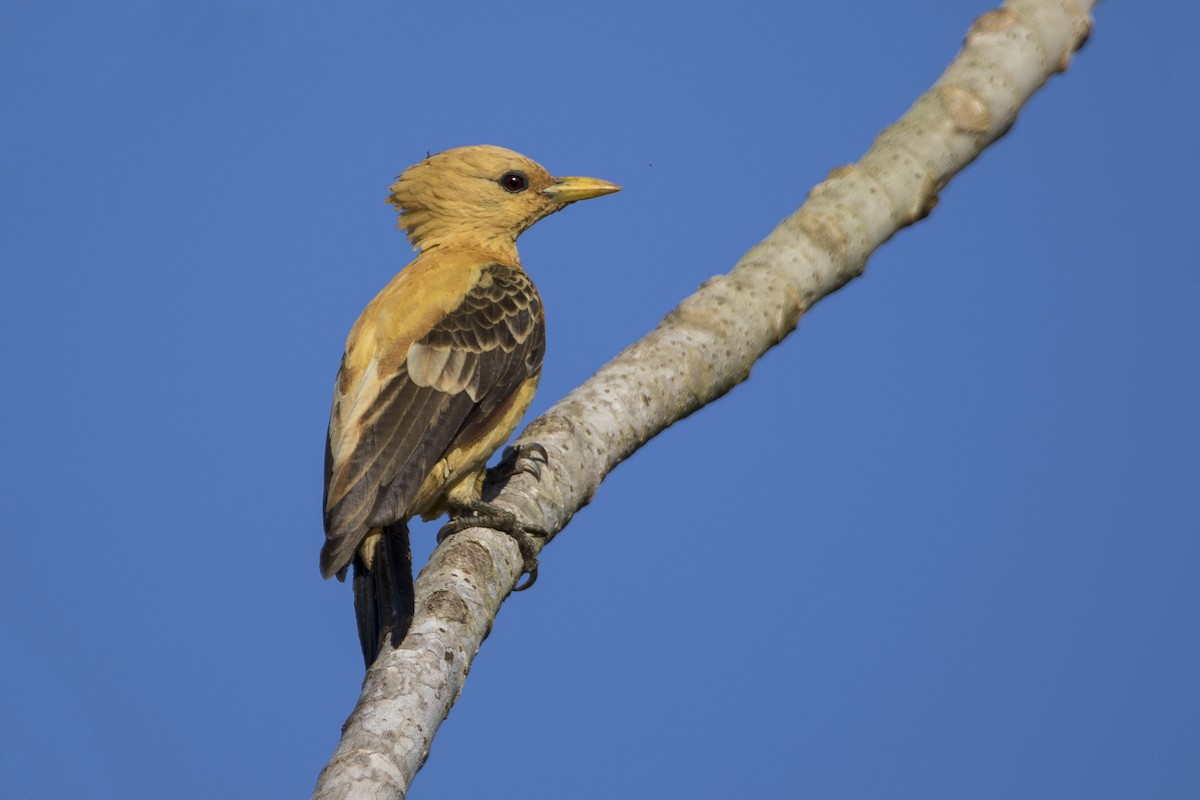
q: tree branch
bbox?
[313,1,1095,796]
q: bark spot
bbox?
[939,85,990,135]
[442,539,495,576]
[426,590,469,623]
[967,8,1017,40]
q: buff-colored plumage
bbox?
[322,145,619,666]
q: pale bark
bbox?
[313,1,1096,796]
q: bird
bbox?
[321,145,620,667]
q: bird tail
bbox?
[352,522,415,668]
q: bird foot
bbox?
[437,500,547,591]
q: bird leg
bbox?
[437,499,547,591]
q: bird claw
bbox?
[437,501,547,590]
[513,560,539,592]
[504,441,548,480]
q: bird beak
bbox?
[542,176,621,203]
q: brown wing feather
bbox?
[321,263,544,578]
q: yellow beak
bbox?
[542,175,622,203]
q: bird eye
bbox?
[498,171,528,193]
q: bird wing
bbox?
[321,262,544,578]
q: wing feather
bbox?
[321,263,544,578]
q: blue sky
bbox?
[2,2,1197,798]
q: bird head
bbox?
[387,145,620,257]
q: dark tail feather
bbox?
[352,522,414,668]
